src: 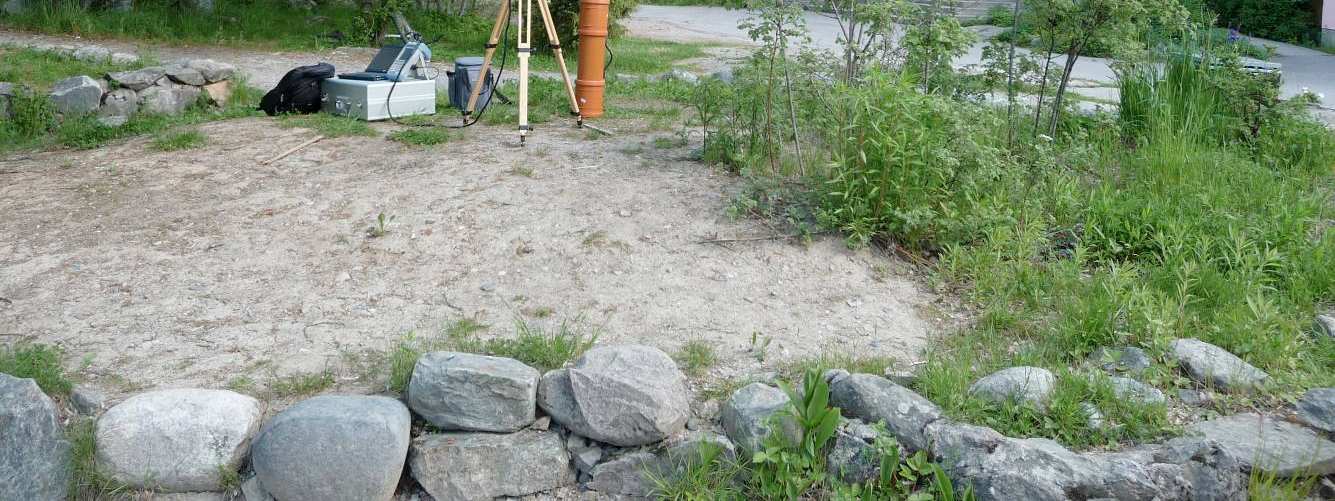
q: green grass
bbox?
[673,340,717,377]
[148,129,207,151]
[278,113,376,138]
[225,375,256,395]
[268,370,335,399]
[387,316,599,393]
[694,37,1335,450]
[1,1,709,75]
[67,418,131,500]
[387,127,450,146]
[0,47,143,91]
[0,343,72,397]
[0,0,367,51]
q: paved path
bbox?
[625,4,1334,109]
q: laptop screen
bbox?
[366,45,406,73]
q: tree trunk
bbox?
[1004,0,1021,148]
[1047,38,1086,136]
[1032,36,1056,136]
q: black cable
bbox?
[384,8,510,129]
[603,36,613,80]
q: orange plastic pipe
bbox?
[575,0,609,118]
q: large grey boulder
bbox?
[1168,338,1268,392]
[538,344,690,446]
[407,351,539,432]
[1108,376,1166,405]
[925,419,1247,501]
[1092,346,1152,374]
[96,389,261,492]
[0,374,71,501]
[1296,387,1335,434]
[831,374,942,452]
[139,82,202,116]
[111,52,139,65]
[70,384,107,416]
[72,45,112,62]
[1186,413,1335,476]
[1316,313,1335,339]
[108,67,166,91]
[250,395,411,501]
[165,65,207,86]
[409,429,574,501]
[188,59,237,83]
[586,432,736,497]
[720,382,799,454]
[969,367,1056,409]
[49,75,103,115]
[588,451,659,497]
[826,419,882,484]
[97,88,137,127]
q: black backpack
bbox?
[259,63,335,116]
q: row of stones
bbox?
[723,369,1335,501]
[2,344,702,501]
[2,58,237,127]
[6,337,1333,500]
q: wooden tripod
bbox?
[463,0,582,143]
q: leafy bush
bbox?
[544,0,640,52]
[1204,0,1317,43]
[816,72,1008,250]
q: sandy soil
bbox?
[0,114,948,398]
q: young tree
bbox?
[1028,0,1187,135]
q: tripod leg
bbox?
[517,0,532,142]
[463,0,511,118]
[534,0,581,118]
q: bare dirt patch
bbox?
[0,115,945,399]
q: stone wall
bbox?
[3,339,1333,500]
[2,58,237,127]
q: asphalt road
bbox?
[625,4,1335,109]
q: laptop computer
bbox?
[338,44,405,81]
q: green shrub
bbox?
[815,71,1008,250]
[1204,0,1317,43]
[544,0,640,52]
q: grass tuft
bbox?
[0,343,72,397]
[673,340,718,377]
[268,370,334,399]
[387,128,450,146]
[67,418,131,499]
[278,114,376,138]
[149,129,207,151]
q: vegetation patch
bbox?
[676,0,1335,453]
[278,113,376,138]
[0,343,73,397]
[387,128,450,146]
[149,129,208,151]
[0,47,143,91]
[66,418,131,499]
[673,340,718,377]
